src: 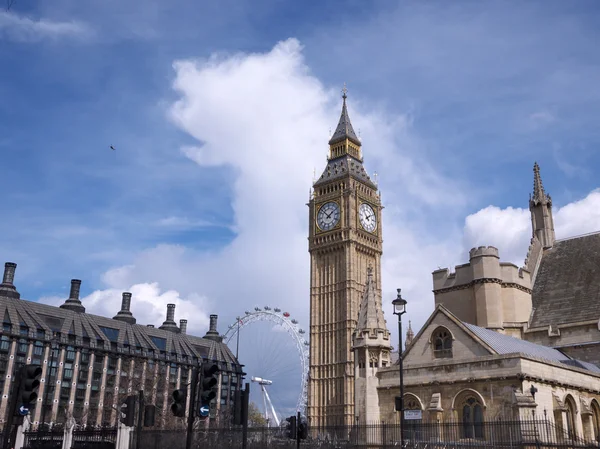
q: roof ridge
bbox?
[554,229,600,243]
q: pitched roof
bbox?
[0,294,240,368]
[328,91,360,146]
[402,305,600,374]
[530,232,600,328]
[463,321,600,374]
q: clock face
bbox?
[359,203,377,232]
[317,202,340,231]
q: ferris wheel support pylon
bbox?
[223,307,309,415]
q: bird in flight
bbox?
[110,145,116,151]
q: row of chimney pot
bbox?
[0,262,219,337]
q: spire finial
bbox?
[531,161,548,205]
[342,83,348,100]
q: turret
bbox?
[529,162,555,249]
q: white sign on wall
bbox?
[404,410,422,420]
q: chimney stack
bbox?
[147,324,155,328]
[0,262,20,299]
[159,303,179,332]
[113,292,136,324]
[204,314,222,342]
[180,319,188,335]
[60,279,85,313]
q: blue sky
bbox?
[2,0,600,417]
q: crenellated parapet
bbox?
[433,246,533,335]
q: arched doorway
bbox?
[403,395,423,442]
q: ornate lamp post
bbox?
[392,289,407,448]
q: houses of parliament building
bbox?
[307,90,600,443]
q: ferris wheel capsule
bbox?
[283,312,290,317]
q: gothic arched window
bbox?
[565,395,577,440]
[432,327,453,358]
[591,400,600,443]
[460,396,485,439]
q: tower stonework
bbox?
[308,90,383,427]
[529,162,556,250]
[352,267,391,424]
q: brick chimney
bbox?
[60,279,86,313]
[0,262,20,299]
[113,292,136,324]
[203,314,222,342]
[180,319,188,335]
[159,304,179,332]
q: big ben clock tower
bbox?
[308,88,383,427]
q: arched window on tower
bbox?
[457,394,485,439]
[565,395,578,440]
[432,327,453,359]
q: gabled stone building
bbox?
[348,162,600,444]
[0,263,242,428]
[377,306,600,442]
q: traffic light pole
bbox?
[2,370,22,449]
[185,367,199,449]
[241,382,249,449]
[135,390,144,449]
[296,411,301,449]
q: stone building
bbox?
[308,89,383,427]
[0,263,242,428]
[432,162,600,367]
[368,162,600,443]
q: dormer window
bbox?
[432,327,453,358]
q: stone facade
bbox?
[377,306,600,443]
[308,91,383,427]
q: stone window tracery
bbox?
[432,327,453,359]
[565,395,577,440]
[459,395,484,439]
[591,400,600,443]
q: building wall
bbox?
[433,246,532,335]
[0,333,240,428]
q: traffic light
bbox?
[19,365,42,409]
[298,417,308,440]
[120,395,136,427]
[171,388,187,417]
[198,363,219,414]
[284,415,297,439]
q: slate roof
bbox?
[0,293,240,370]
[530,232,600,328]
[463,321,600,374]
[313,155,376,188]
[328,93,360,146]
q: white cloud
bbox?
[462,189,600,266]
[0,10,91,42]
[67,38,462,353]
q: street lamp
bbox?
[392,288,407,448]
